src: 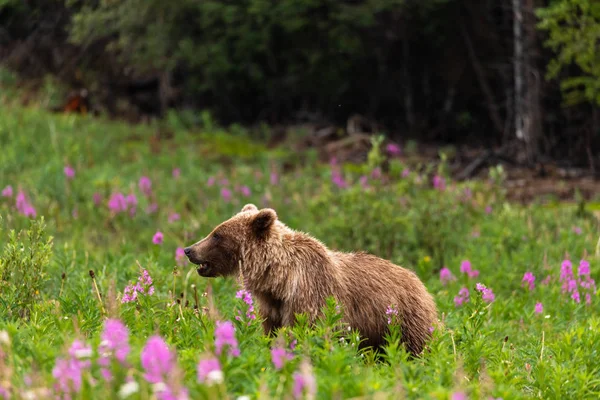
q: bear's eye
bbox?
[212,232,221,241]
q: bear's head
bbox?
[184,204,278,277]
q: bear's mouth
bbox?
[195,261,217,278]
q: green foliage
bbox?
[0,102,599,398]
[65,0,445,121]
[537,0,600,106]
[0,217,53,319]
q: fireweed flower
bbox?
[535,302,543,314]
[475,283,495,303]
[207,176,216,186]
[126,193,138,216]
[108,192,128,213]
[53,340,93,397]
[572,226,582,235]
[139,176,152,196]
[141,336,174,384]
[168,213,180,223]
[331,170,347,189]
[401,168,410,178]
[451,392,467,400]
[153,231,164,245]
[93,192,102,206]
[371,167,382,180]
[235,289,256,323]
[98,319,130,381]
[175,247,188,266]
[172,168,181,179]
[292,359,316,399]
[454,287,470,307]
[239,186,251,197]
[64,165,75,179]
[270,172,279,185]
[485,205,493,214]
[385,305,399,324]
[220,188,232,202]
[459,260,480,278]
[521,272,536,291]
[146,203,158,214]
[214,321,240,357]
[386,143,401,156]
[271,346,294,370]
[122,269,155,303]
[432,175,446,191]
[439,267,455,285]
[359,175,369,189]
[197,357,222,385]
[1,185,13,198]
[15,190,36,218]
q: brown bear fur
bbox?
[184,203,438,355]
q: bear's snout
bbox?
[183,247,193,257]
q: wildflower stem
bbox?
[451,332,457,361]
[89,270,107,316]
[540,330,545,361]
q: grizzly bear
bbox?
[184,204,438,355]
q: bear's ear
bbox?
[241,203,258,213]
[251,208,277,238]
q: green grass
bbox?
[0,98,599,400]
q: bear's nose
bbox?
[184,247,192,256]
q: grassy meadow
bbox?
[0,89,599,399]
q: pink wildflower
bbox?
[271,347,294,370]
[235,289,256,322]
[439,267,455,285]
[1,185,13,198]
[64,165,75,179]
[153,231,164,245]
[270,172,279,186]
[385,305,399,324]
[139,176,152,196]
[521,272,536,291]
[292,360,316,400]
[93,192,102,206]
[386,143,401,156]
[371,167,382,180]
[197,357,222,385]
[175,247,187,266]
[168,213,180,223]
[172,168,181,179]
[579,259,590,276]
[220,188,232,202]
[572,226,582,235]
[122,269,155,303]
[146,203,158,214]
[15,190,36,217]
[239,186,251,197]
[98,319,130,380]
[572,291,581,303]
[475,283,495,303]
[141,336,174,384]
[454,287,470,307]
[460,260,471,274]
[331,170,347,189]
[53,340,92,397]
[401,168,410,178]
[534,302,543,314]
[108,192,127,213]
[207,176,216,186]
[485,205,493,214]
[451,392,468,400]
[432,175,446,190]
[214,321,240,357]
[359,175,369,189]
